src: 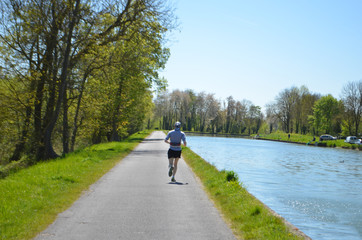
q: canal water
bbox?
[187,136,362,240]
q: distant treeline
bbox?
[152,81,362,137]
[0,0,175,165]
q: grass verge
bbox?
[0,130,151,240]
[182,147,307,240]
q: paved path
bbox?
[35,131,236,240]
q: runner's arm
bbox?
[182,133,187,147]
[165,132,171,145]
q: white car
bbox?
[344,136,361,144]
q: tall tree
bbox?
[341,80,362,136]
[247,105,263,134]
[310,94,340,135]
[225,96,236,133]
[274,87,299,133]
[299,90,320,134]
[265,103,278,133]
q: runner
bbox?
[164,121,187,182]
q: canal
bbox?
[187,135,362,240]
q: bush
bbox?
[226,170,239,182]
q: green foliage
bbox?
[311,95,340,135]
[0,0,174,162]
[0,130,150,240]
[225,170,239,182]
[251,206,262,216]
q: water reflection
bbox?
[188,136,362,240]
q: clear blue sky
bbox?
[161,0,362,108]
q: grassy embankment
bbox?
[254,131,362,150]
[182,147,307,240]
[0,130,151,240]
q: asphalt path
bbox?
[35,131,236,240]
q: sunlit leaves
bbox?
[0,0,174,162]
[311,94,340,134]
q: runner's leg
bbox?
[173,158,179,177]
[168,158,174,168]
[168,158,174,177]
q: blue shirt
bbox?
[165,128,186,151]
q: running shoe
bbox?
[171,176,176,182]
[168,167,174,177]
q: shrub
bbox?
[251,206,262,216]
[226,170,239,182]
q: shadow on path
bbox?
[167,182,189,185]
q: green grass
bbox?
[255,131,362,150]
[0,130,151,240]
[182,147,306,240]
[256,131,313,143]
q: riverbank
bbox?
[254,132,362,150]
[182,147,311,240]
[184,131,249,138]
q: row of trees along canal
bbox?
[153,81,362,137]
[0,0,176,164]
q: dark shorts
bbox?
[168,149,181,158]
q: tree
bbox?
[225,96,236,133]
[274,87,299,133]
[246,105,263,134]
[299,90,320,134]
[341,80,362,136]
[0,0,175,161]
[152,90,263,135]
[265,103,279,133]
[203,93,219,132]
[310,95,340,135]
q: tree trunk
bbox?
[355,112,360,136]
[70,72,88,151]
[63,85,69,154]
[43,0,81,160]
[10,106,32,161]
[33,73,46,159]
[33,4,60,160]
